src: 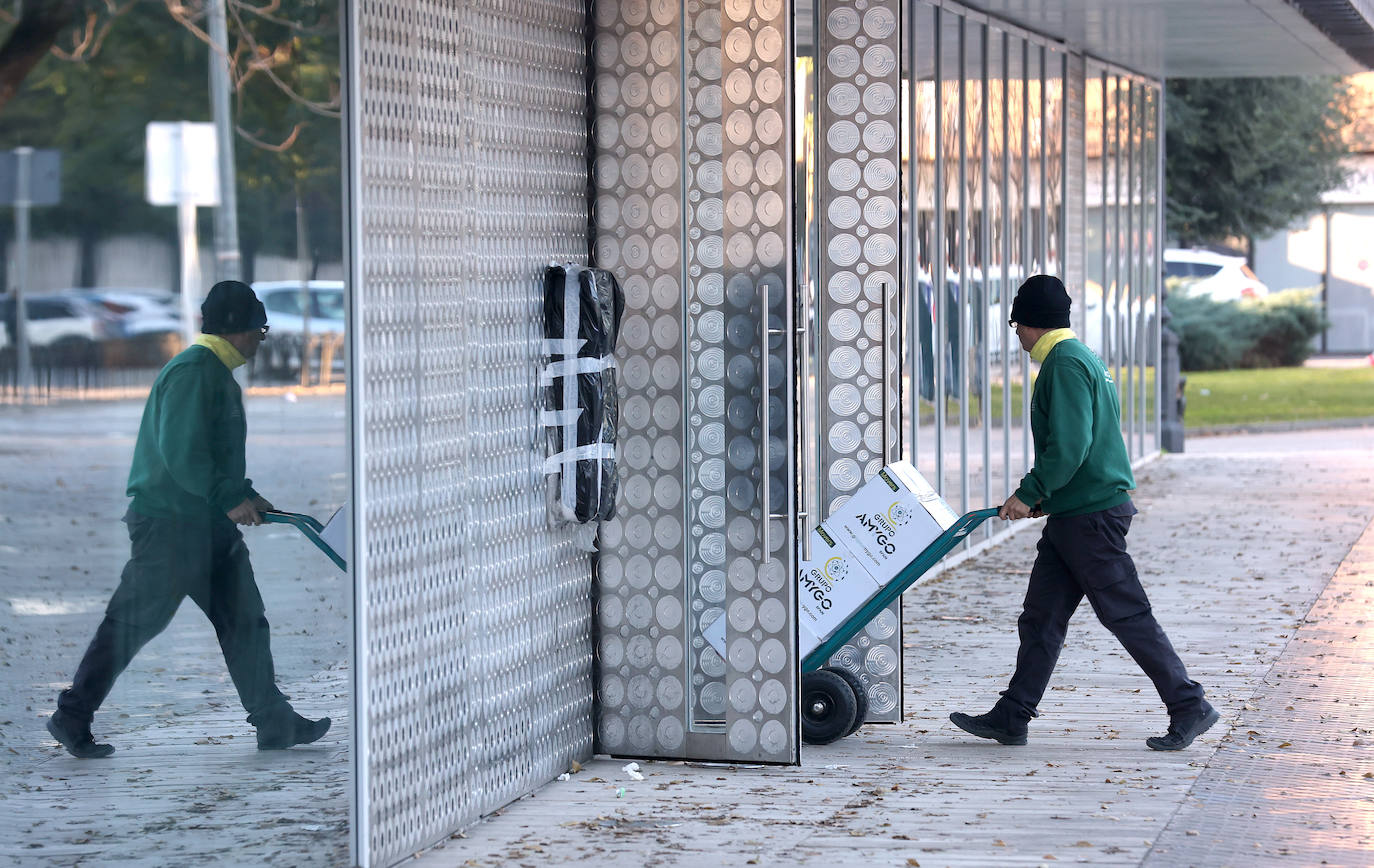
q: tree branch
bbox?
[235,120,301,152]
[0,0,83,113]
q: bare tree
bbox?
[0,0,85,113]
[0,0,338,139]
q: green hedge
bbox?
[1168,288,1327,371]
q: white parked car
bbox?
[1164,248,1269,302]
[67,288,181,338]
[63,288,184,366]
[251,280,346,378]
[1,293,118,366]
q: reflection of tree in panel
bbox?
[940,73,961,273]
[963,61,983,274]
[913,79,937,272]
[1045,59,1064,270]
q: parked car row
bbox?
[0,291,173,367]
[251,281,346,379]
[1,281,348,376]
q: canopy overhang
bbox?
[966,0,1374,77]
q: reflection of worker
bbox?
[46,281,330,758]
[951,275,1216,751]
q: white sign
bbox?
[145,122,220,206]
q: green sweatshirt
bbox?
[1014,337,1134,517]
[126,344,258,518]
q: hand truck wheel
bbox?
[823,666,870,737]
[800,669,859,745]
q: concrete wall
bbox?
[1253,204,1374,353]
[5,234,341,296]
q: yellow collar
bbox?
[1030,328,1077,363]
[193,334,246,370]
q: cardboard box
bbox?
[795,525,882,657]
[702,525,881,660]
[702,463,959,662]
[828,460,959,586]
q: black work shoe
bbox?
[256,711,331,750]
[1146,703,1220,751]
[46,710,115,759]
[950,710,1028,745]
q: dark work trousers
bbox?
[57,508,288,726]
[996,501,1205,723]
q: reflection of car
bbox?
[251,280,346,378]
[977,273,1158,365]
[63,288,184,366]
[0,293,117,367]
[974,266,1027,363]
[1080,280,1158,364]
[1164,248,1269,301]
[68,289,180,337]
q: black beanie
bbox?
[201,280,267,335]
[1010,274,1071,329]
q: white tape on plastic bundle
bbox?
[542,337,586,356]
[539,355,608,385]
[560,265,584,516]
[539,408,582,427]
[542,442,617,475]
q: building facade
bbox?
[341,1,1372,864]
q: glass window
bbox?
[313,290,345,319]
[264,291,302,315]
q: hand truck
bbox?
[799,506,1001,745]
[261,509,346,571]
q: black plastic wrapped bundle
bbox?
[542,263,623,524]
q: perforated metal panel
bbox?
[815,0,904,723]
[344,3,594,864]
[591,0,799,764]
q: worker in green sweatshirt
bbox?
[46,280,330,758]
[950,274,1217,751]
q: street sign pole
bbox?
[13,146,33,399]
[178,198,201,349]
[207,0,241,282]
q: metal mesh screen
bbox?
[345,2,593,864]
[815,0,904,723]
[591,0,799,764]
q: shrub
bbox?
[1168,288,1326,371]
[1241,289,1327,368]
[1168,294,1250,371]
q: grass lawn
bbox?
[915,366,1156,426]
[1184,366,1374,428]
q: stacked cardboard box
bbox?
[703,461,959,660]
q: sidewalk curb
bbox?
[1187,416,1374,437]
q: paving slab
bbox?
[409,427,1374,868]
